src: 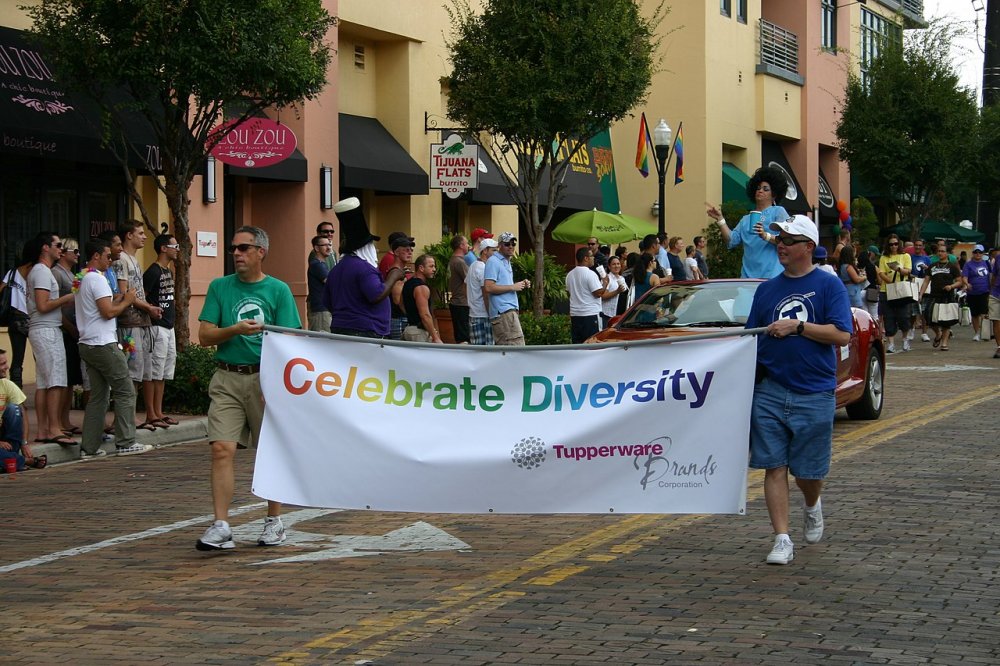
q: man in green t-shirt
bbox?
[195,226,301,552]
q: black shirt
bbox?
[401,276,426,328]
[143,263,175,329]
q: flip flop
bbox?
[136,422,158,432]
[159,417,180,426]
[28,455,48,469]
[62,426,82,436]
[148,419,170,429]
[932,335,942,348]
[34,436,78,445]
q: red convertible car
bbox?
[588,279,885,420]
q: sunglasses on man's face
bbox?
[777,236,811,246]
[502,240,516,247]
[229,243,261,254]
[319,229,334,235]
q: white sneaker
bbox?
[196,520,235,551]
[116,443,154,456]
[973,334,981,342]
[80,449,108,461]
[258,516,286,546]
[766,535,794,565]
[902,339,911,352]
[804,498,824,544]
[906,329,914,341]
[921,333,931,342]
[887,343,896,354]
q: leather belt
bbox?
[217,362,260,375]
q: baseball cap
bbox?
[769,214,818,245]
[867,245,881,256]
[498,231,517,244]
[471,228,493,242]
[813,245,828,259]
[390,235,416,250]
[480,238,499,250]
[973,244,985,252]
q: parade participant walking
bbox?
[877,235,913,353]
[74,238,150,459]
[196,226,301,551]
[746,215,852,565]
[919,244,962,352]
[962,245,991,341]
[706,166,790,279]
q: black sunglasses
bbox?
[502,240,517,247]
[777,236,811,246]
[229,243,261,254]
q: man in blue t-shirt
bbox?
[745,214,852,566]
[909,241,932,342]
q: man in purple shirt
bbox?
[322,198,403,338]
[962,244,991,342]
[989,248,1000,358]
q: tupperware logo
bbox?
[510,437,546,470]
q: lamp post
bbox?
[653,118,672,236]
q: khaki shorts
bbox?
[491,309,525,346]
[402,325,432,342]
[989,296,1000,321]
[207,369,264,449]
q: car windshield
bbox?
[618,282,760,328]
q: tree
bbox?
[26,0,334,347]
[836,20,979,240]
[849,196,880,250]
[445,0,663,315]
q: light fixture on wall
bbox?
[650,201,660,216]
[320,165,333,209]
[203,156,217,204]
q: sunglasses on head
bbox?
[229,243,261,254]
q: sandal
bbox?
[136,422,158,432]
[62,426,82,436]
[28,455,48,469]
[34,435,78,445]
[940,345,949,351]
[160,417,179,426]
[148,418,171,429]
[932,334,942,348]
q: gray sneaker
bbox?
[116,443,154,456]
[196,521,235,551]
[80,449,108,461]
[766,535,794,565]
[804,498,824,544]
[258,516,287,546]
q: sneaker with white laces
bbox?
[258,516,286,546]
[886,343,896,354]
[80,449,108,461]
[902,338,911,352]
[906,329,914,341]
[804,498,824,544]
[116,443,154,456]
[921,333,931,342]
[766,535,794,565]
[973,333,981,342]
[196,520,235,551]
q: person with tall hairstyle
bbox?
[705,166,790,279]
[877,234,913,353]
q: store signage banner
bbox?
[209,117,296,168]
[253,331,755,514]
[429,133,478,198]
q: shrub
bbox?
[510,250,568,311]
[704,200,749,279]
[163,344,217,414]
[519,311,571,345]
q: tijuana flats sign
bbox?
[209,117,296,168]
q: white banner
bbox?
[253,331,756,514]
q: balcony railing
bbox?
[759,19,799,76]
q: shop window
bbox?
[737,0,747,24]
[821,0,836,50]
[720,0,731,17]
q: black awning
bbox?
[536,162,603,212]
[817,168,837,223]
[0,26,158,169]
[467,150,516,205]
[339,113,428,195]
[227,147,307,182]
[761,140,809,215]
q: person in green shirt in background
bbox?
[195,226,301,552]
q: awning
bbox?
[0,26,158,169]
[722,162,749,204]
[886,220,985,243]
[467,150,516,205]
[339,113,428,195]
[227,147,307,182]
[817,169,837,223]
[761,140,809,215]
[536,163,603,212]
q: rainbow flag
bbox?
[673,122,684,185]
[635,113,653,177]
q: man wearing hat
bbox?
[484,232,530,346]
[323,198,404,338]
[466,238,499,345]
[465,228,494,267]
[745,214,852,566]
[962,244,991,341]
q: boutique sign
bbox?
[429,133,478,198]
[209,116,296,168]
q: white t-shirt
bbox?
[466,260,489,319]
[685,256,700,279]
[566,265,603,317]
[26,263,62,329]
[76,270,117,346]
[602,274,626,318]
[2,269,28,314]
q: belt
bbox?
[217,362,260,375]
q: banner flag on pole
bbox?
[635,112,653,178]
[253,330,755,514]
[673,122,685,185]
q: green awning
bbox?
[722,162,749,205]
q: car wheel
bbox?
[845,351,883,420]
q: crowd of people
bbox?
[0,224,179,468]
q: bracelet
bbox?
[715,218,727,227]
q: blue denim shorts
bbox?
[749,377,835,479]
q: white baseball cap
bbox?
[769,214,818,245]
[480,238,499,249]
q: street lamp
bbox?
[653,118,672,236]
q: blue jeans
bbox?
[0,403,26,472]
[750,377,834,480]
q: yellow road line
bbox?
[272,385,998,664]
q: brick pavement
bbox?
[0,328,997,664]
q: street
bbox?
[1,333,997,665]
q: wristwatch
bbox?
[796,321,805,336]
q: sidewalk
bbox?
[15,391,207,465]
